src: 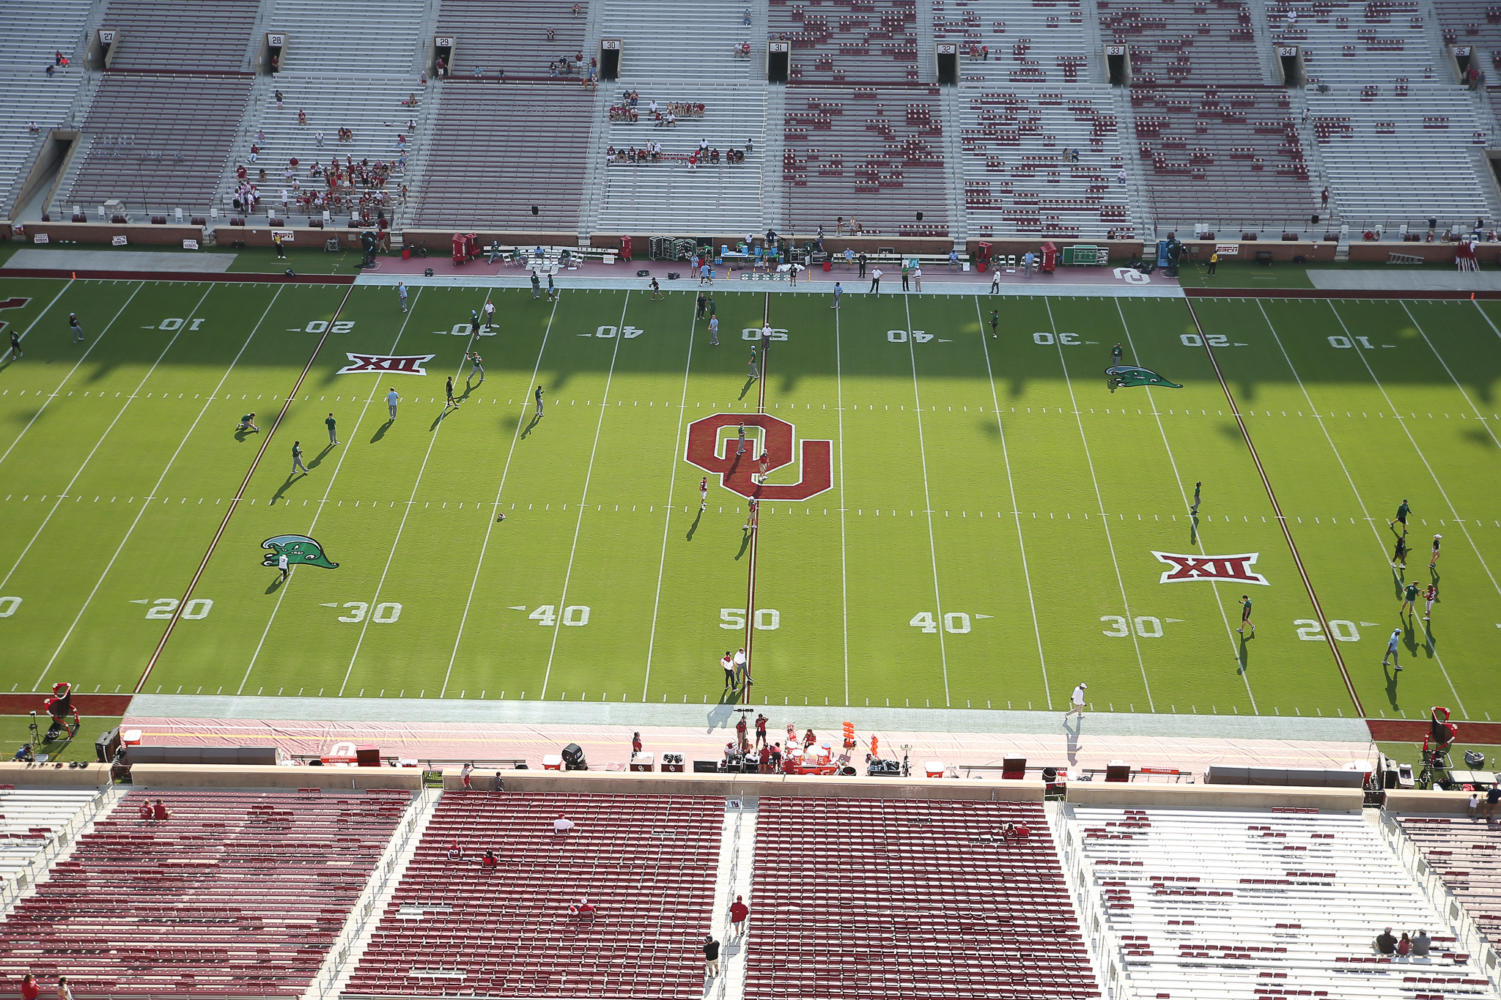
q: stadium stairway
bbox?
[940,88,967,251]
[711,795,759,1000]
[308,788,439,1000]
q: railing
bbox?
[0,784,116,917]
[1377,810,1501,990]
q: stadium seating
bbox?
[1433,0,1501,79]
[267,0,426,76]
[747,797,1099,1000]
[410,82,596,232]
[932,0,1093,85]
[1099,0,1266,87]
[1397,814,1501,952]
[0,787,101,904]
[1065,805,1496,1000]
[97,0,259,73]
[958,86,1134,239]
[1266,0,1440,88]
[783,85,949,237]
[0,789,412,997]
[435,0,592,81]
[0,0,92,218]
[597,0,761,82]
[596,85,770,234]
[1129,86,1315,231]
[343,792,724,998]
[769,0,923,84]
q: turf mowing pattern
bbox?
[1,276,1499,722]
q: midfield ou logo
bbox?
[685,414,832,501]
[336,353,435,375]
[1152,551,1269,585]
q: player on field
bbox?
[758,450,769,485]
[1237,595,1254,635]
[699,476,709,511]
[1190,481,1201,515]
[649,277,663,300]
[547,273,557,301]
[1382,628,1402,671]
[708,315,719,346]
[748,345,759,380]
[535,384,545,418]
[696,292,707,319]
[326,412,338,445]
[483,299,496,327]
[1111,342,1123,366]
[736,423,746,457]
[445,376,460,410]
[1389,498,1411,534]
[291,440,309,474]
[721,651,737,693]
[1400,580,1419,618]
[1392,534,1407,572]
[237,412,260,433]
[831,282,842,309]
[989,309,999,339]
[744,497,758,532]
[69,313,85,343]
[1422,583,1438,621]
[761,322,772,353]
[469,310,481,337]
[1428,534,1441,571]
[7,329,21,361]
[398,282,408,313]
[466,351,485,385]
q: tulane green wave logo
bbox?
[261,534,340,570]
[1106,364,1183,390]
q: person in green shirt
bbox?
[989,309,999,339]
[1399,581,1420,618]
[237,412,259,433]
[1237,595,1254,635]
[325,412,338,446]
[1389,498,1411,534]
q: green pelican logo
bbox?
[1106,364,1183,390]
[261,534,340,570]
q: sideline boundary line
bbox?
[1190,299,1362,715]
[135,282,358,693]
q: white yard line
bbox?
[1399,302,1501,451]
[899,294,950,707]
[0,284,202,594]
[0,281,138,470]
[538,293,632,698]
[1469,296,1501,346]
[638,296,700,702]
[336,292,494,697]
[438,295,560,698]
[1114,300,1257,713]
[973,298,1050,709]
[35,287,286,688]
[1043,298,1155,710]
[239,288,428,696]
[834,305,851,704]
[1326,301,1501,602]
[1257,301,1467,714]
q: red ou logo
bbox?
[684,414,832,501]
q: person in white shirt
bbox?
[1065,682,1087,719]
[553,815,575,834]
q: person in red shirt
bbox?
[735,715,748,750]
[568,897,595,916]
[758,743,770,772]
[728,895,750,937]
[755,713,768,747]
[22,973,41,1000]
[481,850,498,868]
[151,800,169,821]
[138,801,152,821]
[631,732,642,757]
[803,728,816,749]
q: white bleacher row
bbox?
[1395,814,1501,956]
[0,788,103,910]
[1100,0,1265,86]
[222,75,422,222]
[1065,806,1493,1000]
[0,0,93,218]
[957,84,1133,240]
[269,0,427,77]
[1267,0,1441,89]
[598,0,761,83]
[1433,0,1501,78]
[932,0,1093,85]
[435,0,591,81]
[595,84,769,233]
[1309,85,1494,228]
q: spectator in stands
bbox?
[554,815,575,835]
[480,849,498,868]
[1486,784,1501,818]
[44,64,53,77]
[546,27,556,40]
[569,897,595,916]
[461,762,473,790]
[1374,927,1398,955]
[702,935,721,977]
[1321,186,1329,208]
[436,55,446,78]
[152,800,170,821]
[138,800,152,820]
[447,837,464,861]
[1411,929,1431,957]
[275,89,284,107]
[22,975,41,1000]
[1396,932,1411,957]
[728,895,750,936]
[1468,792,1481,819]
[491,772,504,792]
[27,121,39,134]
[55,978,71,1000]
[298,109,307,125]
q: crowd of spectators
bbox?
[606,93,748,167]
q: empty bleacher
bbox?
[0,787,101,908]
[598,0,761,82]
[0,788,412,997]
[958,85,1133,239]
[770,0,923,84]
[1064,806,1495,1000]
[435,0,591,81]
[596,84,769,234]
[749,797,1097,1000]
[1100,0,1265,86]
[1397,814,1501,952]
[98,0,259,73]
[1267,0,1440,89]
[268,0,425,75]
[0,0,92,218]
[933,0,1094,85]
[1433,0,1501,79]
[1130,86,1315,231]
[783,84,949,237]
[344,792,724,999]
[411,82,597,232]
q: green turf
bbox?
[1,277,1499,722]
[0,716,121,762]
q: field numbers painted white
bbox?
[441,322,497,337]
[1033,331,1081,346]
[886,329,934,344]
[720,607,781,630]
[1327,334,1375,351]
[0,595,20,618]
[145,597,212,620]
[1180,333,1230,347]
[1295,618,1360,642]
[304,320,356,335]
[156,317,206,332]
[595,325,644,339]
[1101,614,1166,638]
[338,601,402,624]
[527,604,592,627]
[742,328,788,341]
[910,611,976,634]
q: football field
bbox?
[1,274,1499,722]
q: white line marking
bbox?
[835,304,851,704]
[639,295,699,702]
[900,295,949,706]
[1115,300,1256,713]
[1257,301,1466,713]
[0,285,196,595]
[439,294,560,698]
[974,298,1050,709]
[1043,298,1154,710]
[539,293,633,698]
[1401,302,1501,452]
[0,281,141,470]
[35,287,284,686]
[239,288,429,695]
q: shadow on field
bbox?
[705,701,736,733]
[371,419,392,443]
[270,472,305,505]
[308,444,334,469]
[735,531,751,560]
[686,507,702,541]
[1235,634,1249,676]
[1382,664,1401,711]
